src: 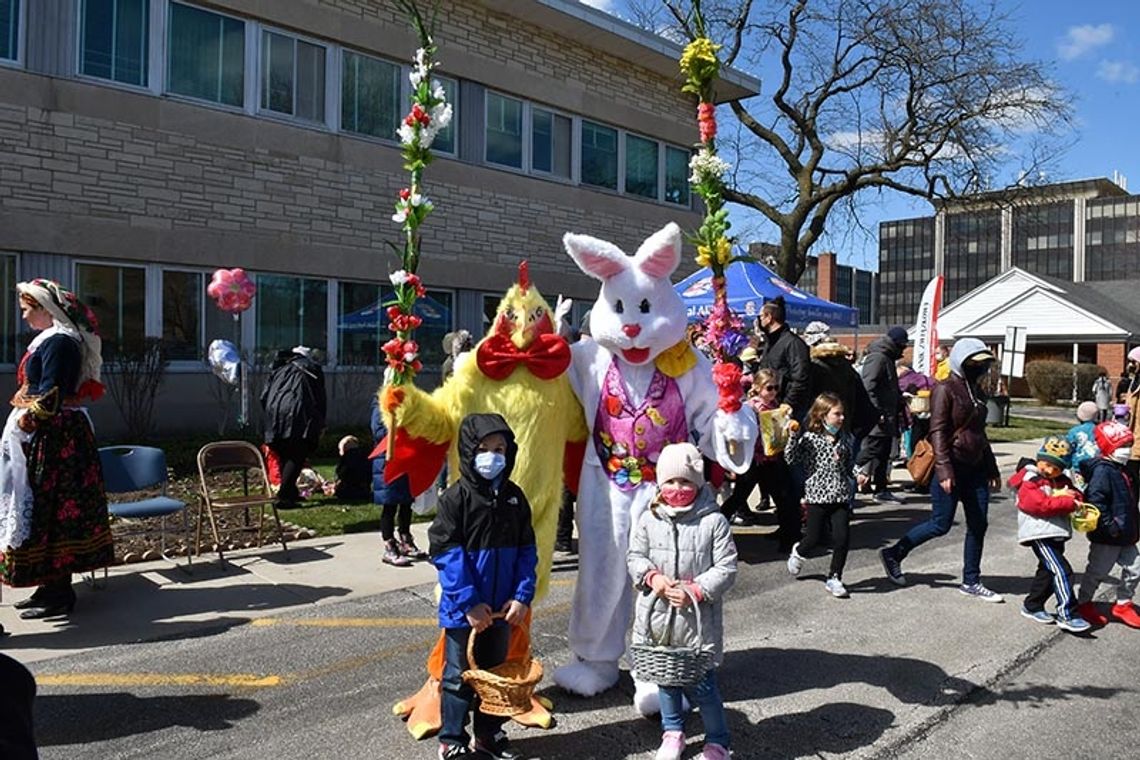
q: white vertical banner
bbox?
[912,275,943,377]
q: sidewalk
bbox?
[2,438,1042,666]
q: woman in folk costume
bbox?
[0,279,112,620]
[384,263,588,738]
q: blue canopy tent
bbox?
[675,259,858,329]
[338,295,451,331]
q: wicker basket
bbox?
[629,586,714,687]
[461,614,543,717]
[907,395,931,414]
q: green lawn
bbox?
[985,415,1070,444]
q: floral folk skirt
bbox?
[0,409,113,587]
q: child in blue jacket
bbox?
[428,413,536,760]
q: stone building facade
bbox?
[0,0,758,435]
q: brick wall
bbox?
[1097,342,1126,381]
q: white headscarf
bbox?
[17,279,103,397]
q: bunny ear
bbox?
[563,232,630,281]
[635,223,682,279]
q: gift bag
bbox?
[759,407,791,457]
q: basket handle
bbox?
[466,612,507,671]
[640,583,702,647]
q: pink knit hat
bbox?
[1076,401,1098,422]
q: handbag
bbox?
[906,418,972,488]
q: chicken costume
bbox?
[553,223,757,713]
[386,264,587,737]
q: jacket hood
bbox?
[810,342,849,361]
[869,334,903,360]
[949,338,988,377]
[457,413,518,484]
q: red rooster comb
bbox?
[518,261,530,294]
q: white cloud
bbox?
[580,0,617,12]
[1057,23,1114,61]
[1097,59,1140,84]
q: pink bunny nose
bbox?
[622,324,642,338]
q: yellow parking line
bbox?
[37,673,282,688]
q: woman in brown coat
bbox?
[877,338,1003,601]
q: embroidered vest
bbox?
[593,359,689,492]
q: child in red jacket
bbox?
[1009,436,1090,633]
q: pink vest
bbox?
[594,359,689,492]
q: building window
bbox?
[0,254,15,364]
[531,107,571,178]
[338,282,453,369]
[486,92,523,169]
[581,120,617,190]
[433,77,457,155]
[260,30,326,123]
[162,270,231,361]
[80,0,149,86]
[625,133,659,199]
[76,263,146,358]
[255,274,328,355]
[167,2,245,107]
[341,50,400,140]
[0,0,16,63]
[665,146,690,206]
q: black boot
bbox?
[12,585,50,610]
[19,579,76,620]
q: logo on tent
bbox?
[744,300,758,316]
[682,277,714,297]
[769,277,808,299]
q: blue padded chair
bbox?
[100,446,191,573]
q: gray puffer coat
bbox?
[627,488,737,667]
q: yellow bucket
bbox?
[1071,505,1101,533]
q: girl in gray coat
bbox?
[628,443,737,760]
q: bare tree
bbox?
[641,0,1072,283]
[104,338,169,440]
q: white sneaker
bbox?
[786,544,805,576]
[825,577,849,598]
[959,583,1004,603]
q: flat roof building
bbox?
[0,0,759,434]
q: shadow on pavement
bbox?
[972,682,1132,707]
[0,582,351,651]
[845,572,1031,597]
[726,701,896,759]
[720,647,979,706]
[34,692,261,745]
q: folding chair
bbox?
[196,441,290,567]
[100,445,192,575]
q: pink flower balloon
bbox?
[208,268,257,314]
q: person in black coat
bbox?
[756,297,811,420]
[856,327,908,503]
[333,435,371,501]
[260,347,326,507]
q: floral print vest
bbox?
[594,359,689,491]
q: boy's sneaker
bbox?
[382,540,412,567]
[825,577,849,598]
[1077,601,1109,626]
[874,490,903,504]
[959,583,1004,603]
[473,731,522,760]
[879,547,906,586]
[786,544,805,576]
[655,731,685,760]
[1111,601,1140,629]
[1056,616,1092,634]
[398,533,429,561]
[439,743,477,759]
[1019,606,1055,624]
[699,743,731,760]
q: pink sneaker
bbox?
[655,731,685,760]
[700,743,731,760]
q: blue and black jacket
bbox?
[1082,457,1139,546]
[428,413,537,628]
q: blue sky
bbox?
[581,0,1140,273]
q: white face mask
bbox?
[1112,447,1131,465]
[474,451,507,480]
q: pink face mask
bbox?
[660,483,698,507]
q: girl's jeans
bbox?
[659,668,729,748]
[894,465,989,586]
